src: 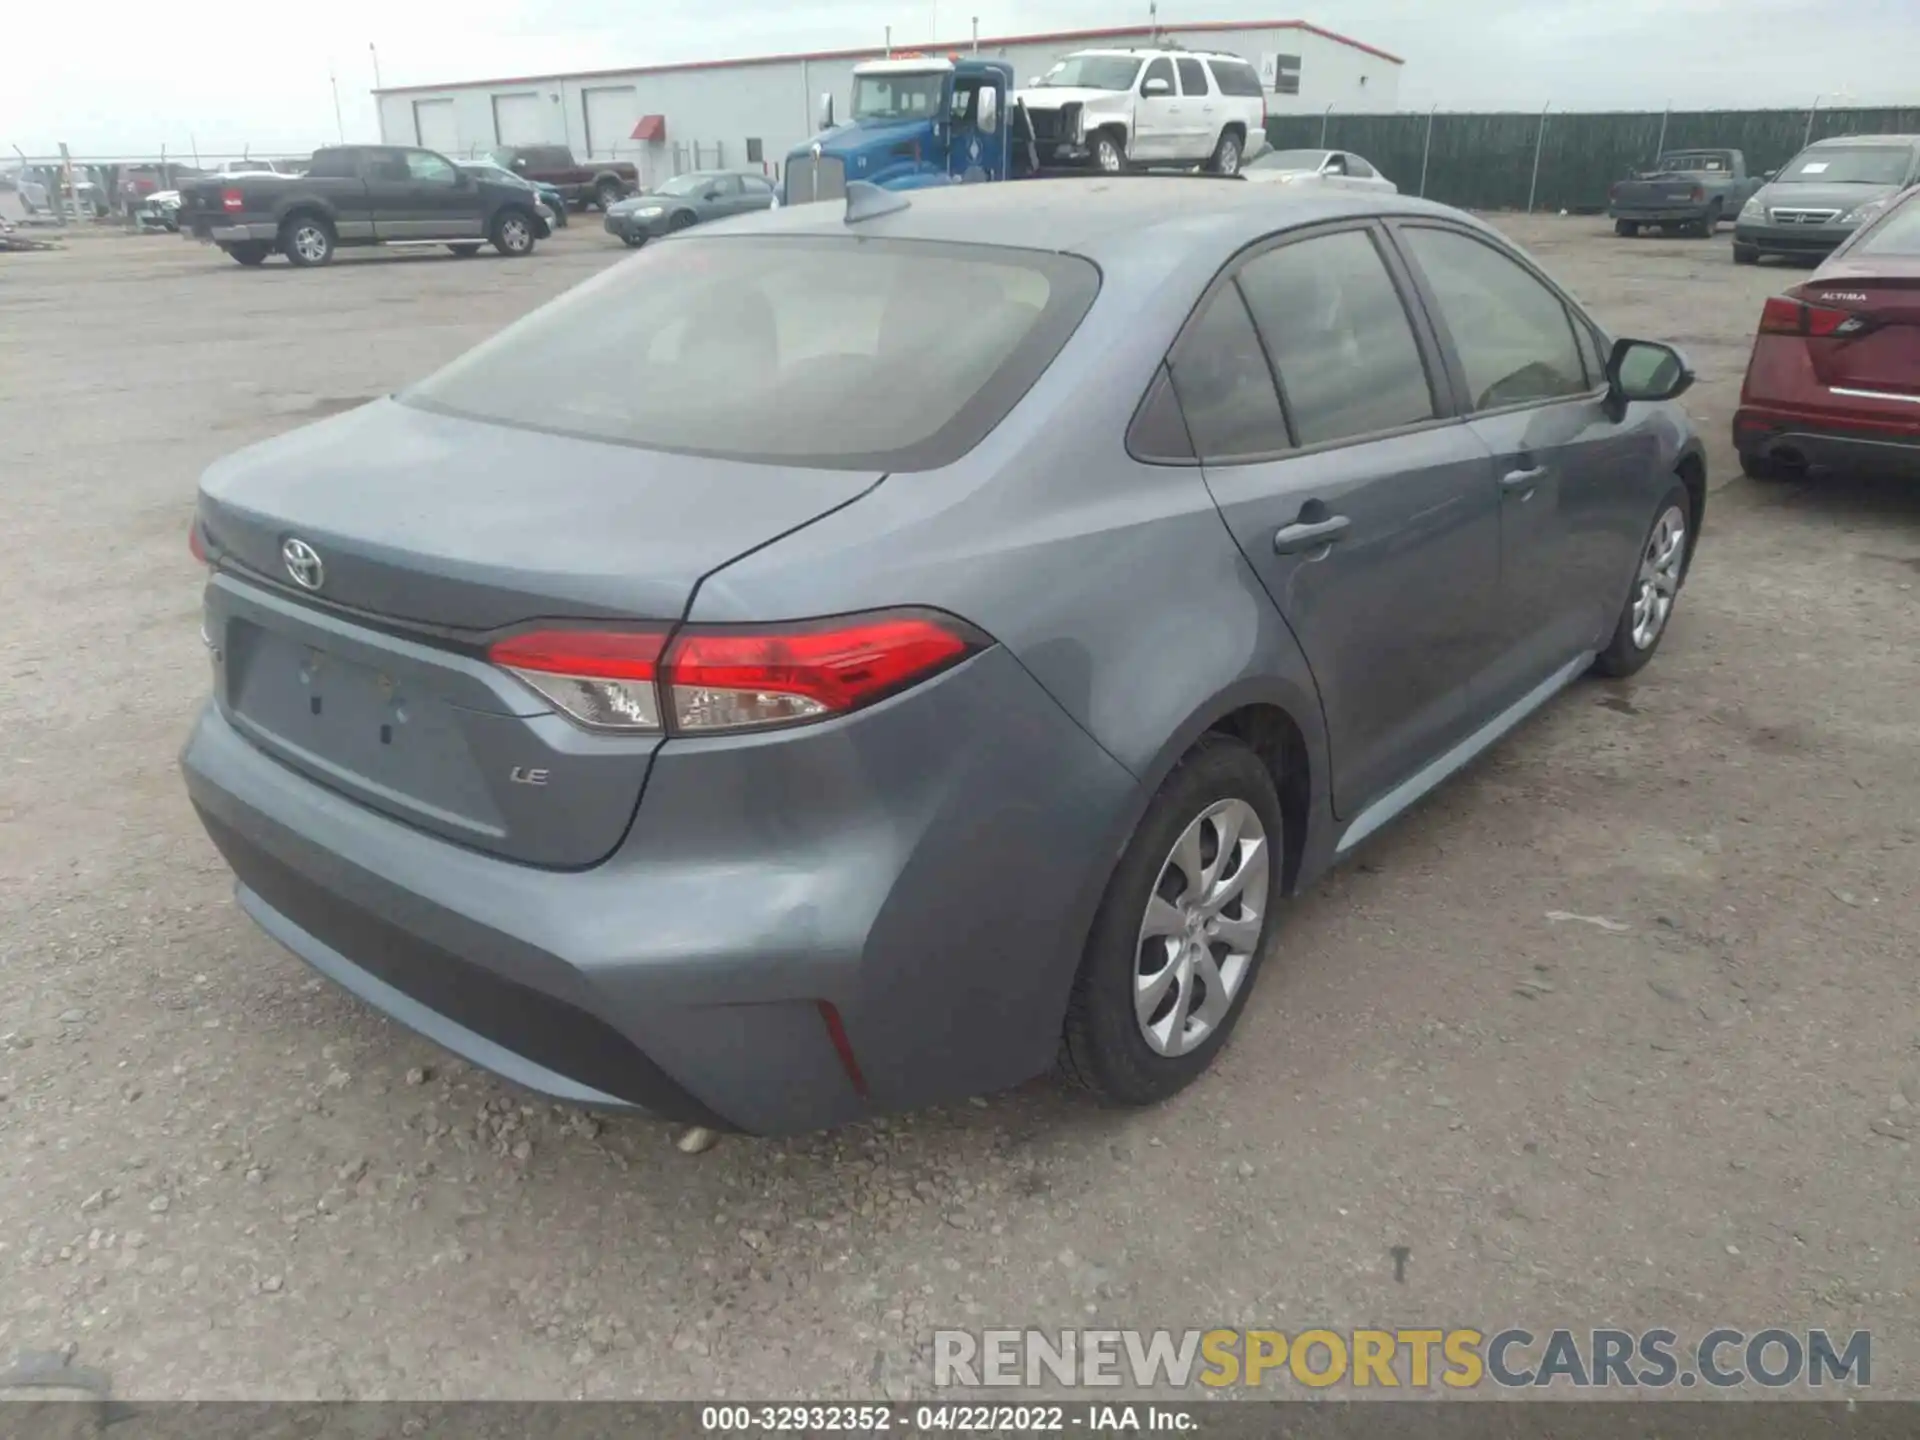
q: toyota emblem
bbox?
[282,537,324,591]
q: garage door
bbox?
[582,86,641,160]
[492,92,546,146]
[412,99,458,154]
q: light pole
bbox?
[370,42,383,90]
[330,68,345,142]
[1526,101,1551,214]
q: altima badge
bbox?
[282,537,324,591]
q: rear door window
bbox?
[1175,58,1210,95]
[404,236,1099,471]
[1236,229,1436,447]
[1398,225,1589,410]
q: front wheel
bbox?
[491,209,537,257]
[1733,243,1760,265]
[1207,130,1243,175]
[1592,487,1690,679]
[621,233,646,248]
[1090,131,1128,174]
[1061,737,1283,1106]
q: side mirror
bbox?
[511,156,527,169]
[702,187,721,201]
[818,93,836,131]
[1607,338,1694,416]
[1763,169,1778,181]
[978,88,999,136]
[1142,77,1171,97]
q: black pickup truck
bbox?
[179,144,547,266]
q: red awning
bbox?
[631,115,666,142]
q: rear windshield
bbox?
[403,236,1101,471]
[1779,146,1914,185]
[1653,152,1728,172]
[1853,193,1920,256]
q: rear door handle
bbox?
[1273,515,1350,554]
[1501,466,1547,491]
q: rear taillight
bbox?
[188,519,207,564]
[488,628,667,732]
[1759,295,1867,338]
[221,188,244,213]
[487,609,982,736]
[1691,185,1704,203]
[1609,182,1621,200]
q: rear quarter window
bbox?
[403,236,1100,471]
[1208,59,1265,98]
[1853,193,1920,256]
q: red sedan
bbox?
[1735,184,1920,481]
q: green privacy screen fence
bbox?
[1263,108,1920,213]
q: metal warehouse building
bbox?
[373,19,1401,187]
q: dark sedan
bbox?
[603,170,777,246]
[183,180,1702,1135]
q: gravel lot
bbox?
[2,215,1916,1401]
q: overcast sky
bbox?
[6,0,1917,158]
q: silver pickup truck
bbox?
[1610,149,1764,237]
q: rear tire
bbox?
[1615,219,1638,237]
[1592,486,1690,679]
[621,234,646,248]
[223,241,270,266]
[447,243,481,257]
[281,215,334,267]
[594,179,624,211]
[490,208,537,257]
[1206,129,1244,176]
[1061,737,1283,1107]
[1697,202,1723,237]
[1090,130,1128,174]
[1733,243,1760,265]
[666,211,696,233]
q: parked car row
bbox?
[183,174,1708,1135]
[1608,132,1920,266]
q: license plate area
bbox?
[225,620,506,836]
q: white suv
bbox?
[1015,48,1268,175]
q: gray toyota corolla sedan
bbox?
[182,178,1704,1135]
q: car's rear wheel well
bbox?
[1204,704,1309,892]
[1675,452,1706,562]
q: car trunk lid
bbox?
[198,399,882,867]
[1798,268,1920,399]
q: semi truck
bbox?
[783,55,1030,206]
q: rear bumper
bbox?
[181,645,1137,1134]
[1735,408,1920,478]
[1611,204,1713,223]
[1732,221,1853,254]
[190,220,276,243]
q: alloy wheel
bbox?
[292,225,329,263]
[1630,504,1687,650]
[502,217,531,252]
[1134,798,1269,1058]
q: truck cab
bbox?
[784,56,1024,205]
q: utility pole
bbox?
[1418,103,1436,198]
[370,43,383,90]
[971,15,979,51]
[330,68,346,143]
[1527,101,1551,213]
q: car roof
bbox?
[1808,133,1920,147]
[729,177,1465,265]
